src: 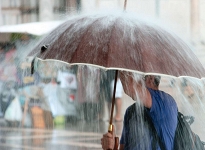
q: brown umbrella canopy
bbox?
[29,12,205,78]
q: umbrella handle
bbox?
[108,124,119,150]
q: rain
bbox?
[0,0,205,150]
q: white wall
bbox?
[80,0,204,43]
[39,0,54,21]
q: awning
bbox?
[0,21,63,36]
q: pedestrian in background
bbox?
[98,70,114,121]
[110,77,123,122]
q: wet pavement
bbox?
[0,90,133,150]
[0,124,101,150]
[0,119,124,150]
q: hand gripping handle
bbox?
[107,124,119,150]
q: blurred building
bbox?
[0,0,205,44]
[0,0,81,24]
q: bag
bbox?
[4,96,22,122]
[174,112,205,150]
[147,111,205,150]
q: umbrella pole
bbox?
[109,70,118,125]
[108,70,119,150]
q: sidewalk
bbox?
[0,118,7,127]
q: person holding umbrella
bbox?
[27,11,205,149]
[101,72,178,150]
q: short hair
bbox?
[154,75,161,86]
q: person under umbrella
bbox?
[28,11,205,150]
[110,77,123,122]
[101,72,178,150]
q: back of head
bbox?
[154,75,161,87]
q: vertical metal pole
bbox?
[39,0,54,21]
[0,1,2,25]
[76,0,81,13]
[155,0,160,18]
[95,0,99,8]
[190,0,200,43]
[124,0,127,11]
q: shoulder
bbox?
[148,88,177,108]
[126,103,136,114]
[148,88,174,100]
[124,103,139,125]
[124,103,138,118]
[161,91,176,102]
[159,91,178,111]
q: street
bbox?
[0,91,134,150]
[0,123,101,150]
[0,119,124,150]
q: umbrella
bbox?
[28,11,205,143]
[29,13,205,78]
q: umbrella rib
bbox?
[135,26,145,73]
[55,17,90,61]
[30,18,81,58]
[123,20,144,73]
[70,16,108,63]
[106,17,119,68]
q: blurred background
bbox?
[0,0,205,150]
